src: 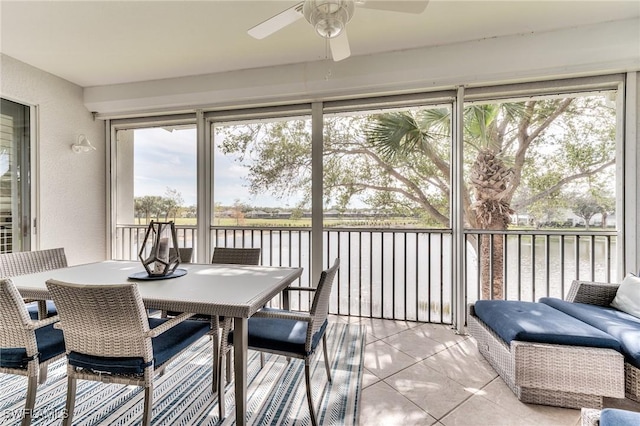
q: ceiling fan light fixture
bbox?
[303,0,354,39]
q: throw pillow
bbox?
[611,274,640,318]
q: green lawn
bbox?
[136,217,431,228]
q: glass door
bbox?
[0,98,31,253]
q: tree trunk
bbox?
[470,149,513,300]
[480,231,505,300]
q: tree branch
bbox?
[512,159,615,210]
[333,182,450,225]
[508,99,574,201]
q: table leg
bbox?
[234,317,248,426]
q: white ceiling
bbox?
[1,0,639,88]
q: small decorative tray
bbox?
[128,268,188,281]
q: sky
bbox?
[130,95,617,214]
[133,127,303,208]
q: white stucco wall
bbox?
[628,72,640,275]
[0,54,106,265]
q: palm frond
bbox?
[499,102,526,122]
[366,112,424,160]
[464,105,499,144]
[416,108,451,136]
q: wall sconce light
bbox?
[71,134,96,153]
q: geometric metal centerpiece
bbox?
[138,220,180,277]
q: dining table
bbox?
[10,260,304,426]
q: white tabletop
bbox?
[12,260,303,318]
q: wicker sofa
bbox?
[468,279,640,409]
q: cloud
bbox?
[132,127,303,207]
[133,128,197,204]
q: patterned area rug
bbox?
[0,323,364,425]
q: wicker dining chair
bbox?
[211,247,261,265]
[221,258,339,426]
[0,248,68,319]
[45,279,214,426]
[168,247,194,263]
[0,278,66,426]
[163,247,262,392]
[209,247,262,385]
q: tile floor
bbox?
[329,315,640,426]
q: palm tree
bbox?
[366,100,574,300]
[465,105,516,300]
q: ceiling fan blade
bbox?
[330,31,351,62]
[357,0,429,14]
[248,2,304,39]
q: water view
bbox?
[116,224,617,325]
[115,91,619,324]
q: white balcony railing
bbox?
[115,225,617,325]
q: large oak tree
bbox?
[216,95,616,299]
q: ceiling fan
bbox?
[248,0,429,62]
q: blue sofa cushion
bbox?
[600,408,640,426]
[0,323,65,369]
[69,317,209,375]
[229,308,327,356]
[474,300,621,350]
[26,300,58,320]
[540,297,640,368]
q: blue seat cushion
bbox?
[26,300,58,320]
[229,309,327,356]
[68,317,210,375]
[540,297,640,368]
[0,323,65,369]
[600,408,640,426]
[474,300,621,350]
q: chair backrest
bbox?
[46,280,153,360]
[211,247,261,265]
[169,247,193,263]
[0,248,68,278]
[309,258,340,336]
[0,278,37,351]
